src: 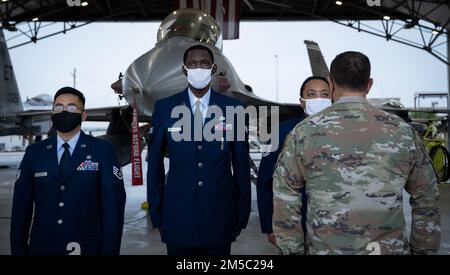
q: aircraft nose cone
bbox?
[122,38,197,115]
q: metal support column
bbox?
[447,34,450,148]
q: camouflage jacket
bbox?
[273,96,441,255]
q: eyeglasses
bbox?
[53,103,83,113]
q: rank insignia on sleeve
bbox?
[113,166,123,180]
[16,169,21,181]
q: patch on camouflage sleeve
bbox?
[261,144,272,157]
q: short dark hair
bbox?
[183,44,214,64]
[300,76,329,98]
[330,51,371,92]
[54,87,85,106]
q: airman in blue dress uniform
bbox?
[147,45,251,255]
[10,87,126,255]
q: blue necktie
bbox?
[59,143,70,174]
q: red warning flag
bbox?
[131,96,143,186]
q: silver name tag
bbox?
[168,127,182,132]
[34,172,48,178]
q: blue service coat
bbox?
[256,115,307,233]
[147,89,251,247]
[10,131,126,255]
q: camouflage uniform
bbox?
[273,96,441,255]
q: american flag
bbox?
[174,0,241,40]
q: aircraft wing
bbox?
[0,105,149,137]
[230,90,305,122]
[0,109,53,119]
[85,106,150,122]
[381,107,450,114]
[0,110,54,136]
[0,106,147,121]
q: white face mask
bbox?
[301,97,332,116]
[184,66,213,89]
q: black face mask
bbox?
[51,111,82,133]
